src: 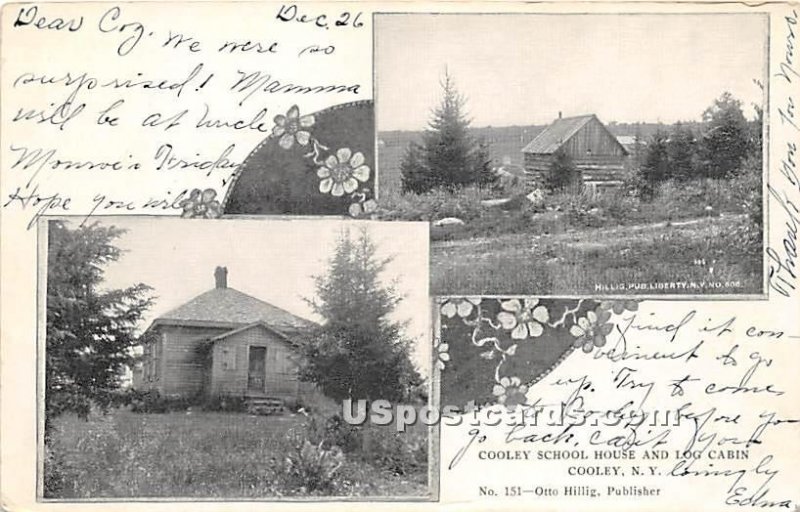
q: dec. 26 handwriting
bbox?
[12,4,354,57]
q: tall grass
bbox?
[380,173,761,242]
[45,409,429,499]
[431,215,762,295]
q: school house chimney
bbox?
[214,266,228,289]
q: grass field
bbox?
[431,215,762,295]
[46,409,430,499]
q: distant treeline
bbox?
[380,121,706,168]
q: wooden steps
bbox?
[245,396,285,415]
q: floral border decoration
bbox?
[273,105,376,217]
[436,298,640,409]
[180,188,222,219]
[180,103,376,219]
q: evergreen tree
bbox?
[46,221,153,436]
[399,141,430,194]
[401,70,497,193]
[300,228,421,402]
[666,123,696,182]
[638,131,670,198]
[545,149,581,192]
[699,92,751,178]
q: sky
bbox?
[376,13,767,130]
[74,217,431,375]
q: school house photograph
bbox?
[42,216,433,500]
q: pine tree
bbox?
[638,131,670,198]
[401,70,497,193]
[300,228,421,402]
[666,123,696,182]
[699,92,751,178]
[45,221,153,436]
[399,141,430,194]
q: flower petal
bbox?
[349,152,365,168]
[325,155,339,169]
[509,377,521,386]
[296,131,311,146]
[497,311,517,330]
[319,178,333,194]
[272,125,286,137]
[440,302,457,318]
[523,298,540,309]
[587,310,598,323]
[438,343,449,353]
[273,115,287,126]
[578,317,590,330]
[500,377,510,387]
[532,305,549,323]
[279,133,294,149]
[501,299,522,313]
[511,323,528,339]
[569,325,584,337]
[456,300,474,317]
[439,352,450,362]
[527,321,544,337]
[363,199,378,213]
[286,105,300,120]
[336,148,352,165]
[299,114,315,128]
[582,342,594,353]
[343,177,359,194]
[348,202,362,217]
[205,201,221,219]
[201,188,217,203]
[492,384,505,396]
[317,167,330,178]
[180,199,196,212]
[331,182,345,196]
[436,360,445,370]
[352,165,370,182]
[593,333,607,347]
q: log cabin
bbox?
[522,113,628,194]
[132,266,321,411]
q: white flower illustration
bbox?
[497,299,549,339]
[317,148,370,197]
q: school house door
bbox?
[247,346,267,393]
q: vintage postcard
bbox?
[1,1,799,512]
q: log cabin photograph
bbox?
[375,13,766,297]
[42,216,433,500]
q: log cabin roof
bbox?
[521,115,596,154]
[521,114,627,156]
[154,287,316,338]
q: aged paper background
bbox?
[1,1,799,511]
